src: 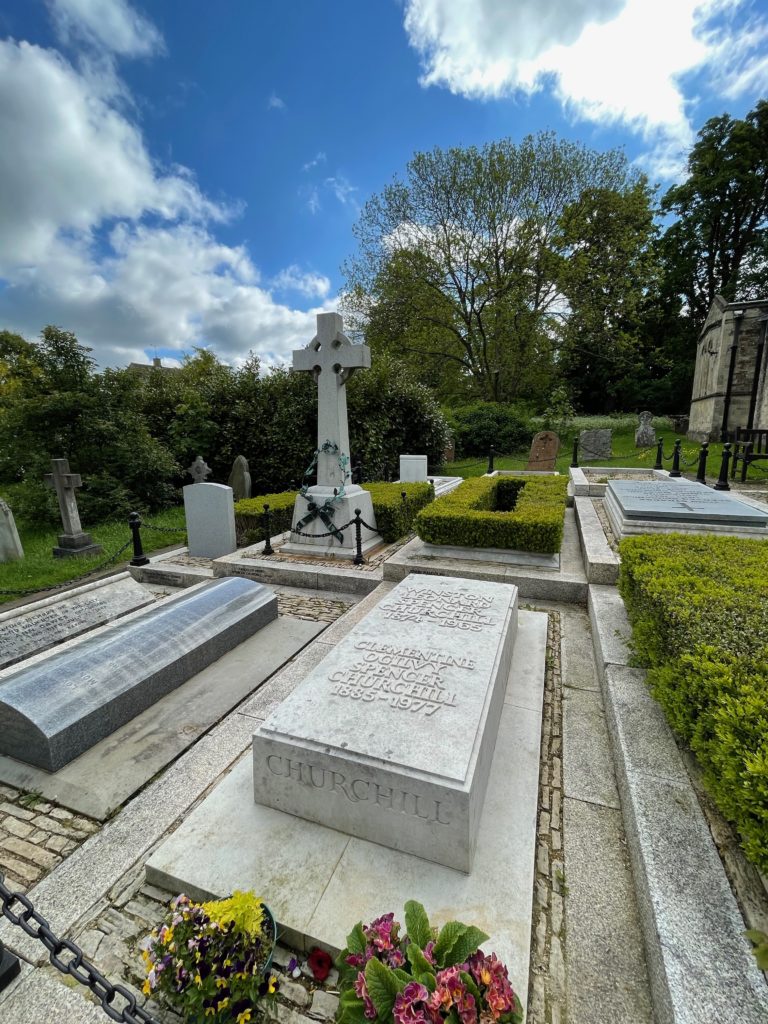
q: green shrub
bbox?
[448,403,530,457]
[618,534,768,871]
[415,474,567,553]
[234,481,435,546]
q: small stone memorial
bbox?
[228,455,252,500]
[0,577,277,771]
[187,456,212,483]
[44,458,103,558]
[635,411,656,447]
[525,431,560,471]
[252,573,518,872]
[399,454,428,482]
[0,499,23,562]
[0,572,154,670]
[183,482,237,558]
[578,428,612,462]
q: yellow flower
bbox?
[142,979,151,996]
[216,976,229,988]
[217,997,230,1011]
[267,975,278,994]
[194,973,203,987]
[204,1007,216,1017]
[236,1009,252,1024]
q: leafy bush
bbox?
[448,403,530,458]
[234,491,298,545]
[415,474,567,553]
[619,534,768,871]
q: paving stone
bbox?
[551,892,563,937]
[276,1002,314,1024]
[549,934,565,999]
[29,816,88,839]
[310,989,340,1019]
[49,807,74,821]
[0,854,39,885]
[278,976,311,1008]
[563,688,620,809]
[3,817,34,839]
[0,802,34,821]
[2,835,59,870]
[44,834,71,853]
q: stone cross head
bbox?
[187,456,212,483]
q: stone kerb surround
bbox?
[253,573,518,871]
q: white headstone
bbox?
[183,483,236,558]
[399,454,428,482]
[0,499,23,562]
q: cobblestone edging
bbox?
[527,612,565,1024]
[0,785,100,891]
[276,593,352,622]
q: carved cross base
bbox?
[53,531,103,559]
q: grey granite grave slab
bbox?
[579,428,612,461]
[608,478,768,525]
[253,573,518,871]
[0,573,154,670]
[0,577,277,771]
[184,482,237,557]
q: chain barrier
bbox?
[0,538,133,598]
[138,518,186,535]
[0,873,160,1023]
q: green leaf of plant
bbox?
[346,922,367,956]
[441,926,489,967]
[404,900,432,950]
[407,943,434,976]
[420,972,437,993]
[365,957,405,1019]
[459,971,481,1003]
[338,991,369,1024]
[433,921,468,967]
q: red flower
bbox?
[307,947,333,981]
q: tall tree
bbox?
[342,133,644,404]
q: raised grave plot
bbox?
[415,474,568,554]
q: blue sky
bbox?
[1,0,767,369]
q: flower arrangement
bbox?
[142,891,279,1023]
[336,901,523,1024]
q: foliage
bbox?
[335,901,523,1024]
[415,475,567,553]
[746,930,768,971]
[235,491,298,545]
[618,534,768,871]
[342,133,645,405]
[143,892,278,1024]
[447,404,531,458]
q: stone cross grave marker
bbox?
[44,458,103,558]
[525,431,560,471]
[0,499,23,562]
[292,312,370,490]
[187,456,212,483]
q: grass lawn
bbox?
[0,503,187,605]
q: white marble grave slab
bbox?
[253,573,517,871]
[399,454,428,482]
[0,573,154,670]
[184,482,237,558]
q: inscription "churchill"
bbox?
[265,755,451,825]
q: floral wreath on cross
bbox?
[295,440,351,543]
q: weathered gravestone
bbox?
[253,572,518,872]
[187,456,212,483]
[0,499,23,562]
[525,431,560,471]
[183,482,237,558]
[635,411,656,447]
[578,428,612,462]
[0,572,154,670]
[44,458,103,558]
[228,455,252,500]
[282,312,382,558]
[399,454,428,482]
[0,577,277,771]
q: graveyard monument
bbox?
[44,458,103,558]
[282,312,382,557]
[0,499,23,563]
[525,431,560,471]
[635,411,656,447]
[228,455,252,500]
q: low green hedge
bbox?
[234,481,434,546]
[414,474,567,553]
[619,534,768,872]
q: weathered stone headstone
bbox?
[0,573,154,669]
[253,573,518,871]
[399,454,428,482]
[0,499,23,562]
[228,455,252,500]
[44,458,103,558]
[0,577,277,771]
[187,456,212,483]
[283,312,382,558]
[183,482,236,558]
[578,428,612,462]
[635,411,656,447]
[525,431,560,471]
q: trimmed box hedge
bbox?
[234,481,434,546]
[414,474,568,553]
[619,533,768,872]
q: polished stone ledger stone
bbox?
[0,577,277,772]
[252,573,517,871]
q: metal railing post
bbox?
[571,437,579,468]
[669,439,682,478]
[262,503,274,555]
[487,446,495,474]
[353,509,364,565]
[654,439,664,470]
[695,442,709,484]
[128,512,149,567]
[714,443,732,491]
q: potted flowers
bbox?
[336,901,523,1024]
[142,891,279,1023]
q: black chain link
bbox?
[0,538,133,597]
[0,874,160,1023]
[138,518,186,535]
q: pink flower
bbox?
[394,982,440,1024]
[423,941,436,965]
[466,953,517,1021]
[355,971,377,1020]
[430,967,477,1024]
[365,913,399,952]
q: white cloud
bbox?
[47,0,164,57]
[267,92,286,110]
[402,0,768,177]
[302,151,327,172]
[325,176,359,208]
[271,265,332,299]
[306,188,321,215]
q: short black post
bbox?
[669,439,682,477]
[128,511,149,567]
[353,508,364,566]
[0,875,22,992]
[714,443,732,491]
[262,503,273,555]
[695,442,709,484]
[570,437,579,468]
[741,441,753,483]
[654,438,664,471]
[487,445,495,474]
